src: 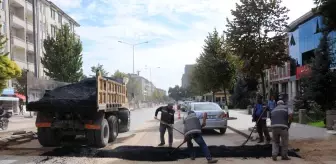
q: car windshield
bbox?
[193,103,221,111]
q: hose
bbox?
[240,108,268,146]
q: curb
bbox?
[227,126,250,138]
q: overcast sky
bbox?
[50,0,315,91]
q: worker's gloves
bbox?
[201,123,206,128]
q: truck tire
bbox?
[118,109,130,133]
[87,118,109,148]
[107,115,118,142]
[37,128,61,147]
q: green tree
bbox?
[113,70,127,79]
[13,69,27,94]
[0,18,21,93]
[314,0,336,31]
[91,63,109,77]
[42,25,83,83]
[305,32,336,112]
[225,0,290,98]
[192,29,235,103]
[168,85,182,101]
[126,75,142,101]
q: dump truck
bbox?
[27,71,131,148]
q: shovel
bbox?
[154,118,184,135]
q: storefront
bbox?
[0,88,26,115]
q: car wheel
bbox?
[219,128,226,135]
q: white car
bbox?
[188,102,228,134]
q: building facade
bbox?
[181,64,195,88]
[1,0,79,82]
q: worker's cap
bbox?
[277,100,284,105]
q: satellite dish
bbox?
[123,77,129,85]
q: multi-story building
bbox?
[181,64,195,88]
[155,88,166,96]
[128,74,156,102]
[1,0,79,81]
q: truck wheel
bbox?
[87,119,109,148]
[219,128,227,135]
[118,109,130,133]
[107,115,118,142]
[37,128,61,147]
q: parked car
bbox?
[187,102,229,134]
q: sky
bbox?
[49,0,315,91]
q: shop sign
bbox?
[296,65,311,80]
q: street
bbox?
[0,108,311,164]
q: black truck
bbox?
[27,71,131,148]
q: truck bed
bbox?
[27,71,127,112]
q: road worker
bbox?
[183,110,218,163]
[154,103,175,147]
[270,99,293,161]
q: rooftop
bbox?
[45,0,80,27]
[286,10,316,32]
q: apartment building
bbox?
[0,0,79,83]
[181,64,195,88]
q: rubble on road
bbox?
[289,136,336,163]
[41,144,300,162]
[0,131,37,148]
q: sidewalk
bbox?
[228,109,331,140]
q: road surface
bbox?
[0,108,309,164]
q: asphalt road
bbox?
[0,108,306,164]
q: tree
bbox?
[168,85,182,101]
[13,69,27,94]
[126,76,142,102]
[113,70,127,79]
[192,29,235,103]
[314,0,336,31]
[0,19,21,93]
[91,63,109,77]
[42,25,83,83]
[225,0,290,98]
[305,32,336,112]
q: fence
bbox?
[26,72,69,103]
[293,108,326,124]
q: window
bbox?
[290,34,296,46]
[1,0,5,10]
[315,19,320,34]
[58,13,62,23]
[50,8,56,20]
[51,25,56,37]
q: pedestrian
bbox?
[270,100,293,161]
[268,96,276,112]
[252,97,271,144]
[183,110,218,163]
[154,103,175,147]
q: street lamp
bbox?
[118,40,149,74]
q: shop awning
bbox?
[0,97,19,101]
[15,93,26,100]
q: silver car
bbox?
[188,102,228,134]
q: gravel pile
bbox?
[41,144,301,161]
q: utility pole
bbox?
[118,41,149,74]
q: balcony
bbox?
[27,42,34,52]
[10,0,25,7]
[26,1,32,12]
[11,15,25,28]
[12,36,26,48]
[26,22,33,32]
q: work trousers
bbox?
[257,119,271,141]
[186,133,212,160]
[159,123,173,145]
[272,127,289,157]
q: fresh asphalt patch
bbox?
[41,144,301,161]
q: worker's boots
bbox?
[281,156,291,160]
[158,143,165,146]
